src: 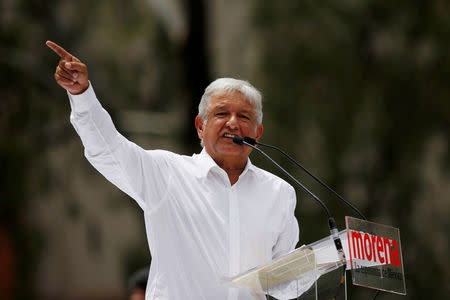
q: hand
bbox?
[46,41,89,95]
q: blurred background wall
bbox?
[0,0,448,299]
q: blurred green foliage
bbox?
[253,1,449,299]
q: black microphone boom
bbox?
[239,136,367,220]
[233,136,332,219]
[232,135,345,261]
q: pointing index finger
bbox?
[46,40,72,59]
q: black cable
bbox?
[372,290,381,300]
[332,264,347,300]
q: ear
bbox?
[195,116,205,139]
[255,124,263,142]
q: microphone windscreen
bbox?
[232,136,244,145]
[243,137,256,145]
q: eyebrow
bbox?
[213,105,252,114]
[239,110,253,115]
[214,105,227,111]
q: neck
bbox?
[215,156,247,185]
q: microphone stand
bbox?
[234,136,383,300]
[232,136,346,262]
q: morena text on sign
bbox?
[349,230,401,267]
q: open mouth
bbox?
[223,133,236,139]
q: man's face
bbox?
[195,90,263,165]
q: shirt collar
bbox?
[194,148,256,179]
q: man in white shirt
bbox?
[47,41,299,300]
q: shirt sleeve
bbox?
[272,184,299,259]
[68,82,171,211]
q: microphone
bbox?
[234,136,366,220]
[232,136,257,146]
[232,135,345,258]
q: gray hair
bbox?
[198,78,263,125]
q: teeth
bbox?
[224,133,235,138]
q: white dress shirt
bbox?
[68,83,299,300]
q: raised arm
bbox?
[46,40,89,95]
[45,41,170,211]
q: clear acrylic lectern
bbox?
[226,217,406,299]
[225,230,349,299]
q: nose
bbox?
[226,114,238,129]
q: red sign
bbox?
[347,230,401,267]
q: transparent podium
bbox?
[226,230,349,299]
[225,217,406,300]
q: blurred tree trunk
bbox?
[0,225,15,300]
[180,0,211,153]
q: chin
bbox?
[223,147,247,157]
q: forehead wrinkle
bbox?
[209,98,255,113]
